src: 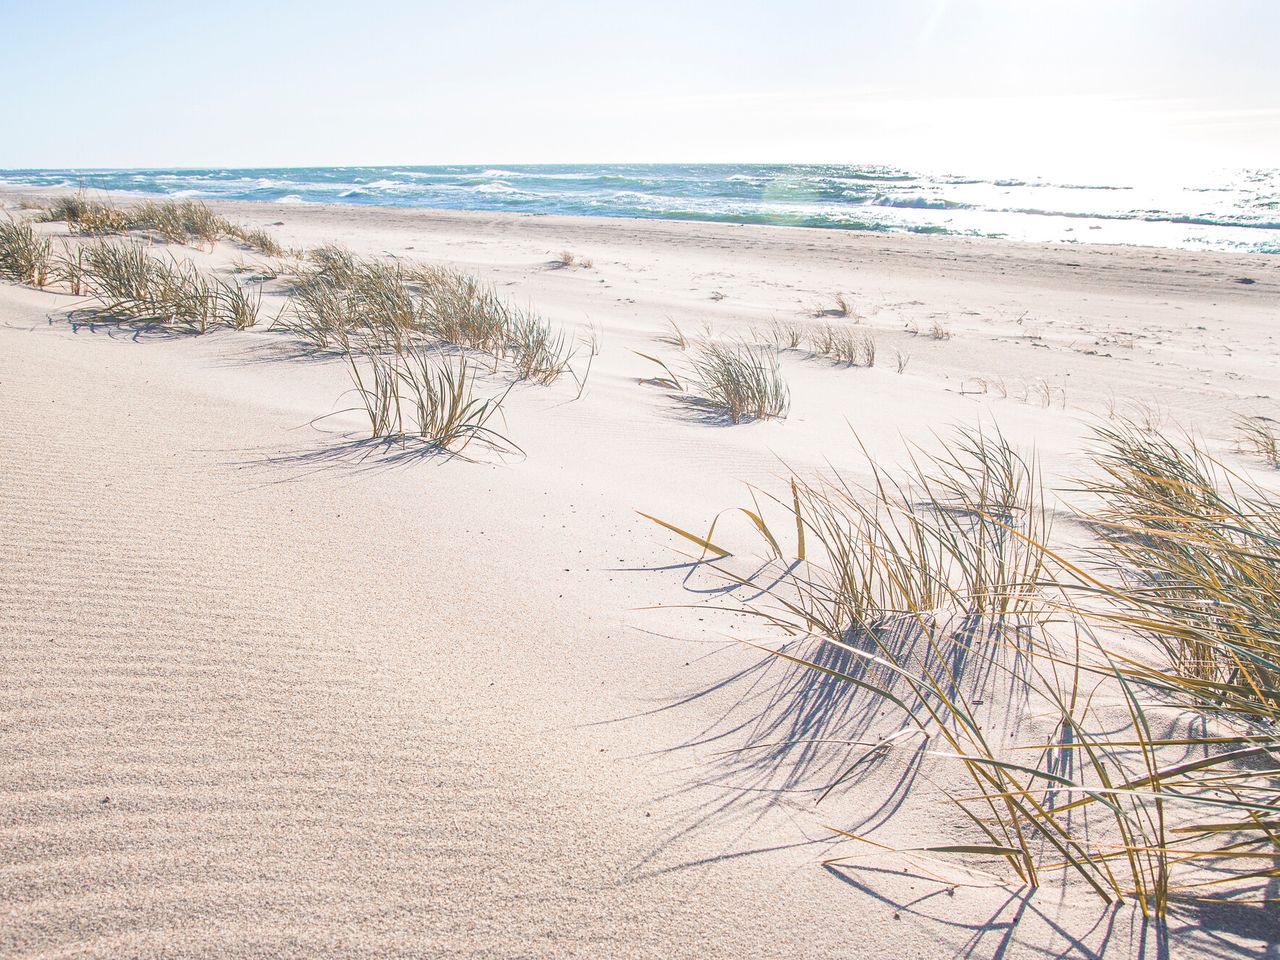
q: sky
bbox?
[1,0,1277,175]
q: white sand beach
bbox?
[3,193,1279,958]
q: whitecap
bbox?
[873,195,966,210]
[472,182,519,195]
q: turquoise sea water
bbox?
[2,163,1277,253]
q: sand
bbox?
[3,192,1278,958]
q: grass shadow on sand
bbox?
[825,863,1279,959]
[633,603,1033,825]
[58,308,203,343]
[235,431,522,485]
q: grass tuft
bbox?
[286,252,577,382]
[645,415,1280,916]
[754,318,806,351]
[40,193,282,254]
[687,341,789,423]
[0,217,52,287]
[1233,413,1280,467]
[810,323,876,366]
[341,338,518,455]
[78,240,259,332]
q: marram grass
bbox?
[78,239,261,332]
[41,193,282,255]
[687,340,790,423]
[0,217,51,287]
[340,337,519,456]
[645,418,1280,917]
[289,248,578,382]
[810,322,876,366]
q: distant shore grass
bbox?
[0,223,598,460]
[0,214,581,454]
[40,193,282,255]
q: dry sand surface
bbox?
[3,192,1279,958]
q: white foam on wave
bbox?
[472,182,519,195]
[525,171,599,181]
[873,195,964,210]
[278,194,307,204]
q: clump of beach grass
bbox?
[291,254,419,350]
[1078,417,1280,695]
[645,416,1280,917]
[508,313,574,384]
[340,337,518,456]
[288,251,577,383]
[659,318,691,350]
[1233,413,1280,467]
[1035,418,1280,910]
[348,259,418,346]
[810,323,876,366]
[413,266,511,353]
[52,241,88,295]
[289,272,353,349]
[687,340,789,423]
[812,292,853,318]
[213,276,263,331]
[0,217,51,287]
[754,317,806,351]
[130,199,228,246]
[308,244,362,286]
[41,193,283,255]
[229,225,284,258]
[41,194,131,234]
[416,267,575,380]
[1029,378,1053,408]
[551,252,593,270]
[78,240,259,332]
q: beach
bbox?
[3,192,1279,958]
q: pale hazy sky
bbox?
[2,0,1276,174]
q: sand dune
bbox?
[3,194,1278,957]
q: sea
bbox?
[2,163,1277,254]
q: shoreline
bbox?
[4,180,1278,262]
